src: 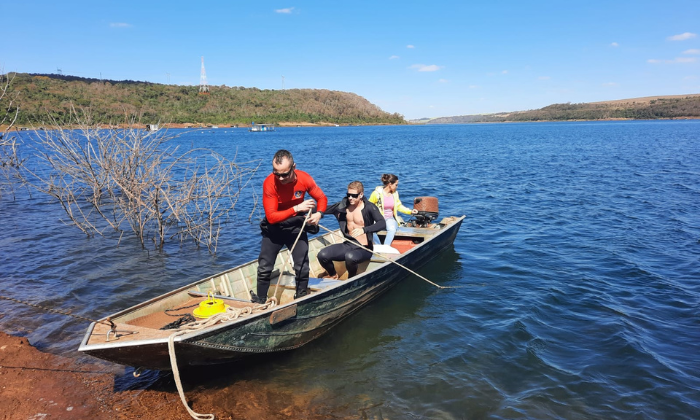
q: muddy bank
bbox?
[0,331,350,420]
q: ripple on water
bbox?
[1,122,700,419]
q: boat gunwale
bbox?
[87,228,345,323]
[78,216,465,352]
[175,215,464,342]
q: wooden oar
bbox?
[316,223,459,289]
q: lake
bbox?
[1,121,699,419]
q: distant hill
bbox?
[6,73,405,126]
[423,94,700,124]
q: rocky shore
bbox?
[0,331,336,420]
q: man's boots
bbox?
[250,288,266,304]
[294,281,309,299]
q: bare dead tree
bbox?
[21,107,260,253]
[0,70,23,199]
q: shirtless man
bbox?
[318,181,386,279]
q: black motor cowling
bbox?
[411,196,439,227]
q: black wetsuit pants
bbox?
[317,241,372,278]
[256,229,309,300]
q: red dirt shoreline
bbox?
[0,331,340,420]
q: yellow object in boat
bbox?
[193,293,229,319]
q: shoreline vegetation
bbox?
[5,72,406,128]
[0,121,371,131]
[414,93,700,124]
[4,72,699,130]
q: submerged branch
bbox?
[19,109,260,253]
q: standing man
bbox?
[253,149,327,302]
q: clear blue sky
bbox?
[3,0,699,120]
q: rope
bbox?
[165,302,201,316]
[0,294,117,329]
[271,210,311,298]
[166,300,276,420]
[164,210,314,419]
[316,224,460,289]
[169,331,215,420]
[161,314,196,330]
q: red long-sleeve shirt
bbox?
[262,170,328,224]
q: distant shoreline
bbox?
[5,117,700,132]
[409,116,700,125]
[1,121,399,131]
[412,93,700,124]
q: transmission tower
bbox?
[199,56,209,95]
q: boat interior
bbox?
[84,218,456,346]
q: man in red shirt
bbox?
[252,149,328,303]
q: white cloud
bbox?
[501,70,508,74]
[683,49,700,55]
[538,76,550,80]
[648,57,698,64]
[610,42,619,47]
[389,55,400,60]
[409,64,442,72]
[684,75,698,80]
[668,32,697,41]
[438,79,448,83]
[275,7,294,13]
[602,82,619,87]
[469,85,479,89]
[406,45,415,49]
[109,22,132,28]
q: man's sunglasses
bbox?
[347,192,361,198]
[273,167,294,178]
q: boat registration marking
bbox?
[270,304,297,325]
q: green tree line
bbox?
[6,73,405,126]
[429,96,700,124]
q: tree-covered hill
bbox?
[7,73,405,126]
[426,94,700,124]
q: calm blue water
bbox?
[1,121,699,419]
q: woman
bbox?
[369,173,417,246]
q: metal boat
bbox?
[78,213,464,371]
[249,123,275,132]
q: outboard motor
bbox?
[411,196,439,227]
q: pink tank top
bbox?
[383,193,394,219]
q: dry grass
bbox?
[589,93,700,106]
